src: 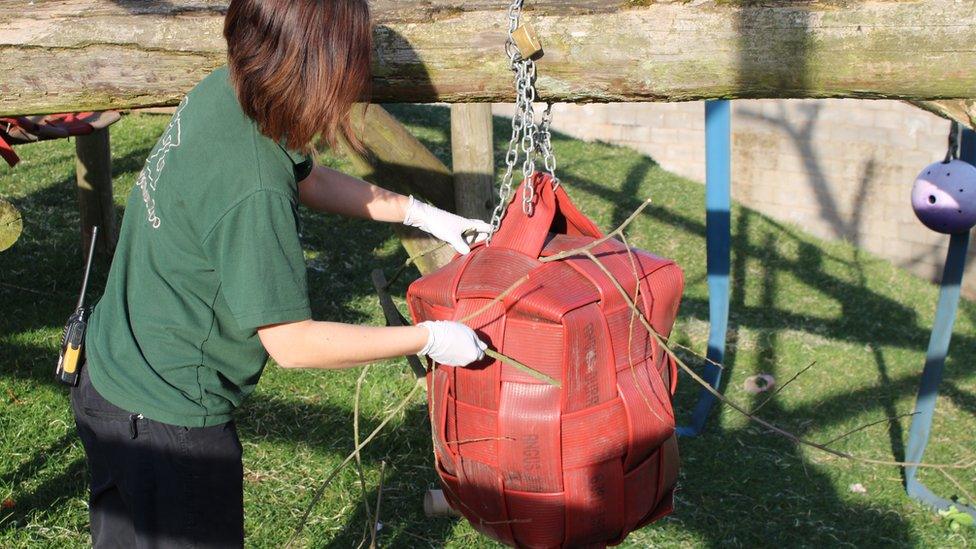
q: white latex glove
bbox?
[418,320,488,366]
[403,196,493,254]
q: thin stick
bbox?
[671,341,726,370]
[372,194,972,539]
[582,250,969,471]
[383,229,483,290]
[820,413,918,447]
[620,232,669,425]
[285,382,423,548]
[353,366,373,549]
[458,273,530,323]
[938,467,976,506]
[485,348,560,387]
[369,460,386,549]
[539,198,653,264]
[399,529,438,547]
[445,436,515,446]
[383,241,450,290]
[749,361,818,414]
[0,281,50,296]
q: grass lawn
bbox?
[1,105,974,548]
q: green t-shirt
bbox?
[86,67,314,427]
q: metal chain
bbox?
[488,0,558,240]
[538,102,559,188]
[518,60,538,216]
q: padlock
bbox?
[511,22,544,60]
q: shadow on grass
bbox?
[4,104,973,546]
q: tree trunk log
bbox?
[0,197,23,252]
[341,104,456,274]
[450,104,495,221]
[2,1,975,117]
[74,128,118,256]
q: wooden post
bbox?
[450,104,495,221]
[343,104,457,274]
[0,197,22,252]
[74,128,117,256]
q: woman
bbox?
[71,0,488,546]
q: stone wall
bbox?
[494,100,976,298]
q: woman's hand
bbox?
[403,196,492,254]
[418,320,488,366]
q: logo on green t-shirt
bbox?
[136,97,188,229]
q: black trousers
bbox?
[71,366,244,548]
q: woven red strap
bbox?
[491,172,602,258]
[42,113,95,136]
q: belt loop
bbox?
[128,413,144,439]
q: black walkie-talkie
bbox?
[55,227,98,387]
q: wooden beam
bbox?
[450,104,495,221]
[2,1,976,117]
[912,100,976,130]
[0,197,23,252]
[74,128,118,255]
[341,104,456,274]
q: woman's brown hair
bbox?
[224,0,372,152]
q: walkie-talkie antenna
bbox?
[77,226,99,310]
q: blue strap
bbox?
[677,100,731,437]
[904,128,975,519]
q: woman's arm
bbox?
[298,164,409,222]
[258,320,426,369]
[257,319,486,369]
[298,163,493,254]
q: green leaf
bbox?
[939,505,975,530]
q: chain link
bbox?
[538,102,559,188]
[488,0,558,240]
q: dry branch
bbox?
[749,360,817,414]
[287,187,975,542]
[583,249,972,471]
[285,381,424,548]
[369,460,385,549]
[353,366,374,549]
[420,193,974,472]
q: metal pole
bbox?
[903,128,975,519]
[678,99,732,437]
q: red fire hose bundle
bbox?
[408,173,684,548]
[0,111,121,167]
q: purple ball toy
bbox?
[911,159,976,234]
